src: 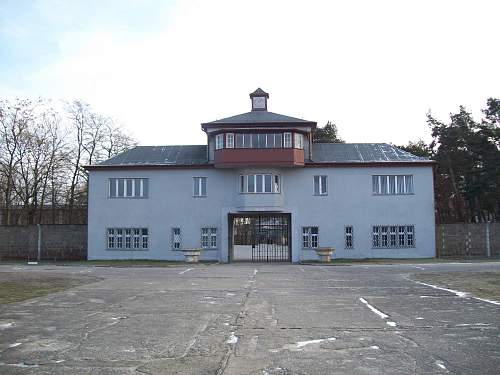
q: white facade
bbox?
[87,164,435,262]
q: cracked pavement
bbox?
[0,262,499,374]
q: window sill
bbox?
[193,195,207,198]
[108,196,149,199]
[313,194,328,197]
[106,248,149,251]
[372,193,415,196]
[372,246,416,249]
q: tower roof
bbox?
[249,88,269,98]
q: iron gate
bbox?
[231,214,290,262]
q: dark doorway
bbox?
[229,213,291,262]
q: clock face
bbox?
[253,96,266,109]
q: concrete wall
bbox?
[0,225,87,260]
[88,164,435,261]
[436,223,500,258]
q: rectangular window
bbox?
[264,174,272,193]
[109,178,148,198]
[226,133,234,148]
[406,226,414,246]
[372,227,380,247]
[193,177,207,197]
[405,175,414,194]
[125,229,132,249]
[314,175,328,195]
[251,134,259,148]
[236,133,244,148]
[274,133,283,148]
[274,175,280,193]
[390,226,397,247]
[266,133,274,148]
[256,174,263,192]
[373,175,414,195]
[201,227,217,249]
[240,174,280,193]
[215,134,224,150]
[133,228,141,248]
[116,229,123,249]
[381,226,388,247]
[142,228,148,249]
[107,228,149,250]
[107,229,115,248]
[294,133,303,149]
[389,176,396,195]
[247,174,255,193]
[345,226,353,249]
[243,133,252,148]
[372,225,415,248]
[399,226,406,246]
[284,132,292,148]
[172,227,181,249]
[302,227,319,248]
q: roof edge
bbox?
[85,163,214,171]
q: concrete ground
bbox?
[0,262,499,375]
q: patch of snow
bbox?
[359,298,389,319]
[435,361,446,370]
[386,321,397,327]
[413,280,470,298]
[0,322,14,329]
[416,317,425,320]
[0,362,39,368]
[473,297,500,306]
[179,268,193,275]
[296,337,336,348]
[8,343,22,348]
[227,332,238,344]
[370,345,380,350]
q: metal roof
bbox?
[310,143,430,163]
[98,145,208,166]
[93,143,430,167]
[202,111,315,127]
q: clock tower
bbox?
[250,88,269,111]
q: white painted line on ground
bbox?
[359,298,389,319]
[179,268,193,275]
[412,279,500,306]
[473,297,500,306]
[412,280,470,298]
[359,298,399,327]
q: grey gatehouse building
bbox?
[86,89,435,262]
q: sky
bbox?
[1,0,499,146]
